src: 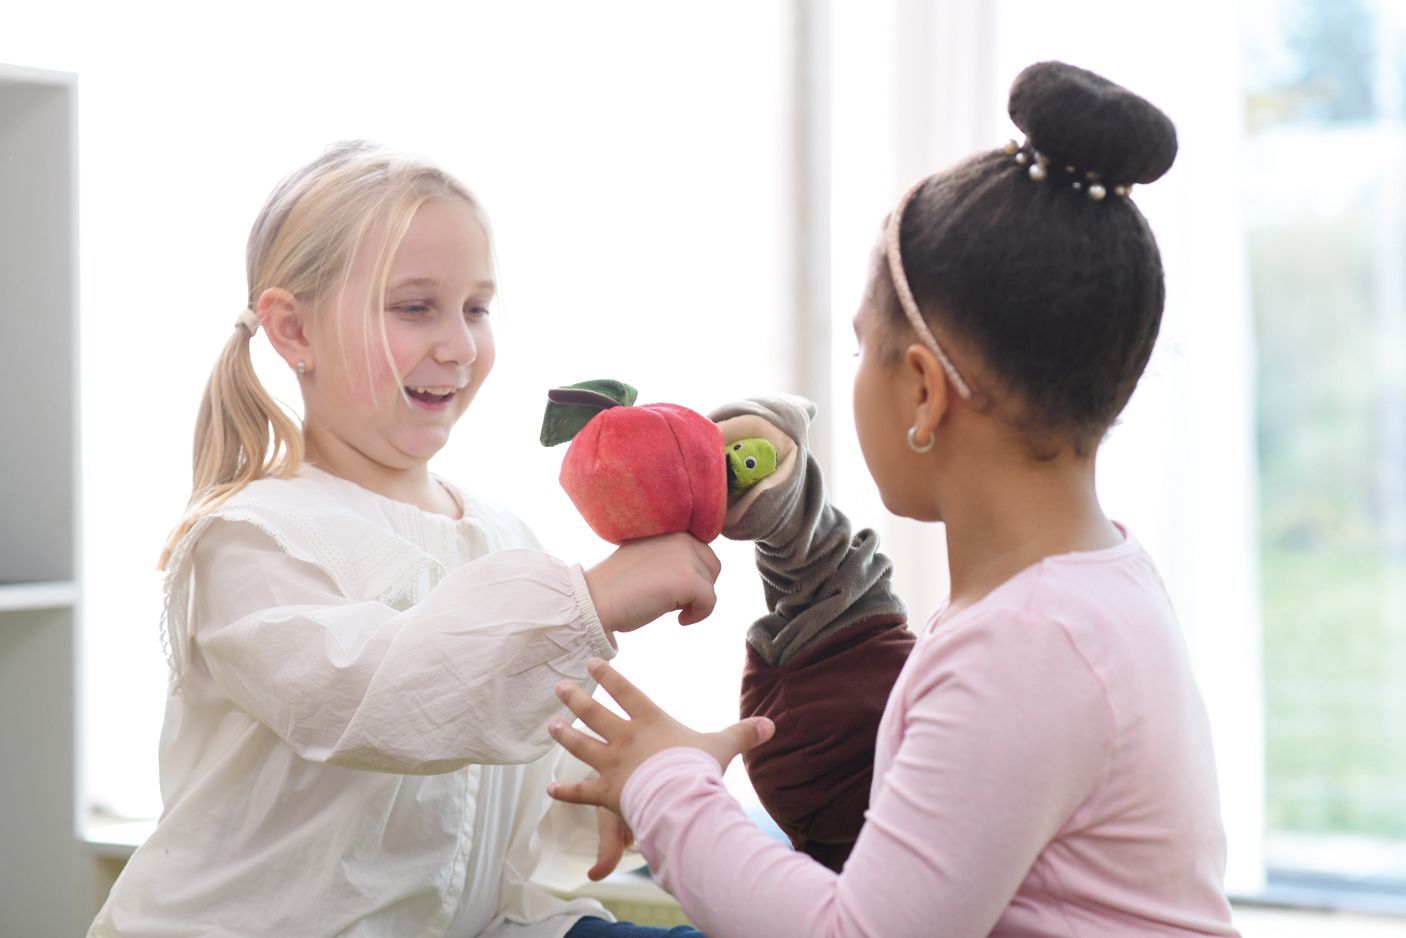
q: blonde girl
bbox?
[91,141,716,938]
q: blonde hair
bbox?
[159,140,487,568]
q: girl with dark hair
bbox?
[544,62,1241,937]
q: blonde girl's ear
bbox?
[258,287,313,374]
[904,341,953,450]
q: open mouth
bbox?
[405,386,460,405]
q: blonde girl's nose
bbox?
[435,311,478,366]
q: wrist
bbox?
[619,746,724,826]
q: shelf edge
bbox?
[0,581,78,611]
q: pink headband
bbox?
[884,178,972,400]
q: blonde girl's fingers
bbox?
[586,658,657,720]
[547,777,610,808]
[556,680,626,738]
[693,538,723,581]
[548,718,609,768]
[679,577,718,626]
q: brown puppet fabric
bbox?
[711,395,915,870]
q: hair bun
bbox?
[1008,61,1176,186]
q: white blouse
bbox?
[90,466,620,938]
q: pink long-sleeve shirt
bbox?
[621,532,1240,937]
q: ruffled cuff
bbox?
[567,562,617,658]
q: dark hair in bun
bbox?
[879,60,1177,457]
[1009,60,1177,186]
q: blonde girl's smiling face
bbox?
[305,196,496,473]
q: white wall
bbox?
[1,0,797,823]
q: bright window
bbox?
[1245,0,1406,900]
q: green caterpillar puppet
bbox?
[726,438,778,496]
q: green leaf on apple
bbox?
[539,379,640,446]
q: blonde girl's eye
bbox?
[465,304,491,318]
[394,302,432,318]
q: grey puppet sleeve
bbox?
[708,394,906,666]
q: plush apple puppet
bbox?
[540,379,777,545]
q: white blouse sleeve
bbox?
[189,518,616,773]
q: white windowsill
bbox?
[82,815,1403,935]
[84,816,153,860]
[81,814,681,911]
[0,581,77,612]
[1233,905,1406,937]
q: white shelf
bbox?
[0,581,78,611]
[1,61,84,936]
[0,63,77,584]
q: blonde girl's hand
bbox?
[546,658,776,816]
[583,533,722,634]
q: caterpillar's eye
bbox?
[745,457,757,469]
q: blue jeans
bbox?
[565,916,704,938]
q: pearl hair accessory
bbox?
[235,308,260,335]
[885,179,974,400]
[1004,139,1131,201]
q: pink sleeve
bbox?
[620,609,1114,938]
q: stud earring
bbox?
[297,360,307,376]
[907,426,935,454]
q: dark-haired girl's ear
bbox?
[259,287,313,375]
[904,342,953,446]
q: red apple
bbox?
[542,383,727,544]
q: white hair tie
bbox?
[235,308,260,336]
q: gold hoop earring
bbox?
[907,426,935,454]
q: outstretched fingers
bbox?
[546,774,610,808]
[555,680,626,739]
[586,657,659,721]
[548,716,608,768]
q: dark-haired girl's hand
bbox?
[588,806,635,882]
[546,658,775,816]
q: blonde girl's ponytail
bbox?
[157,315,304,568]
